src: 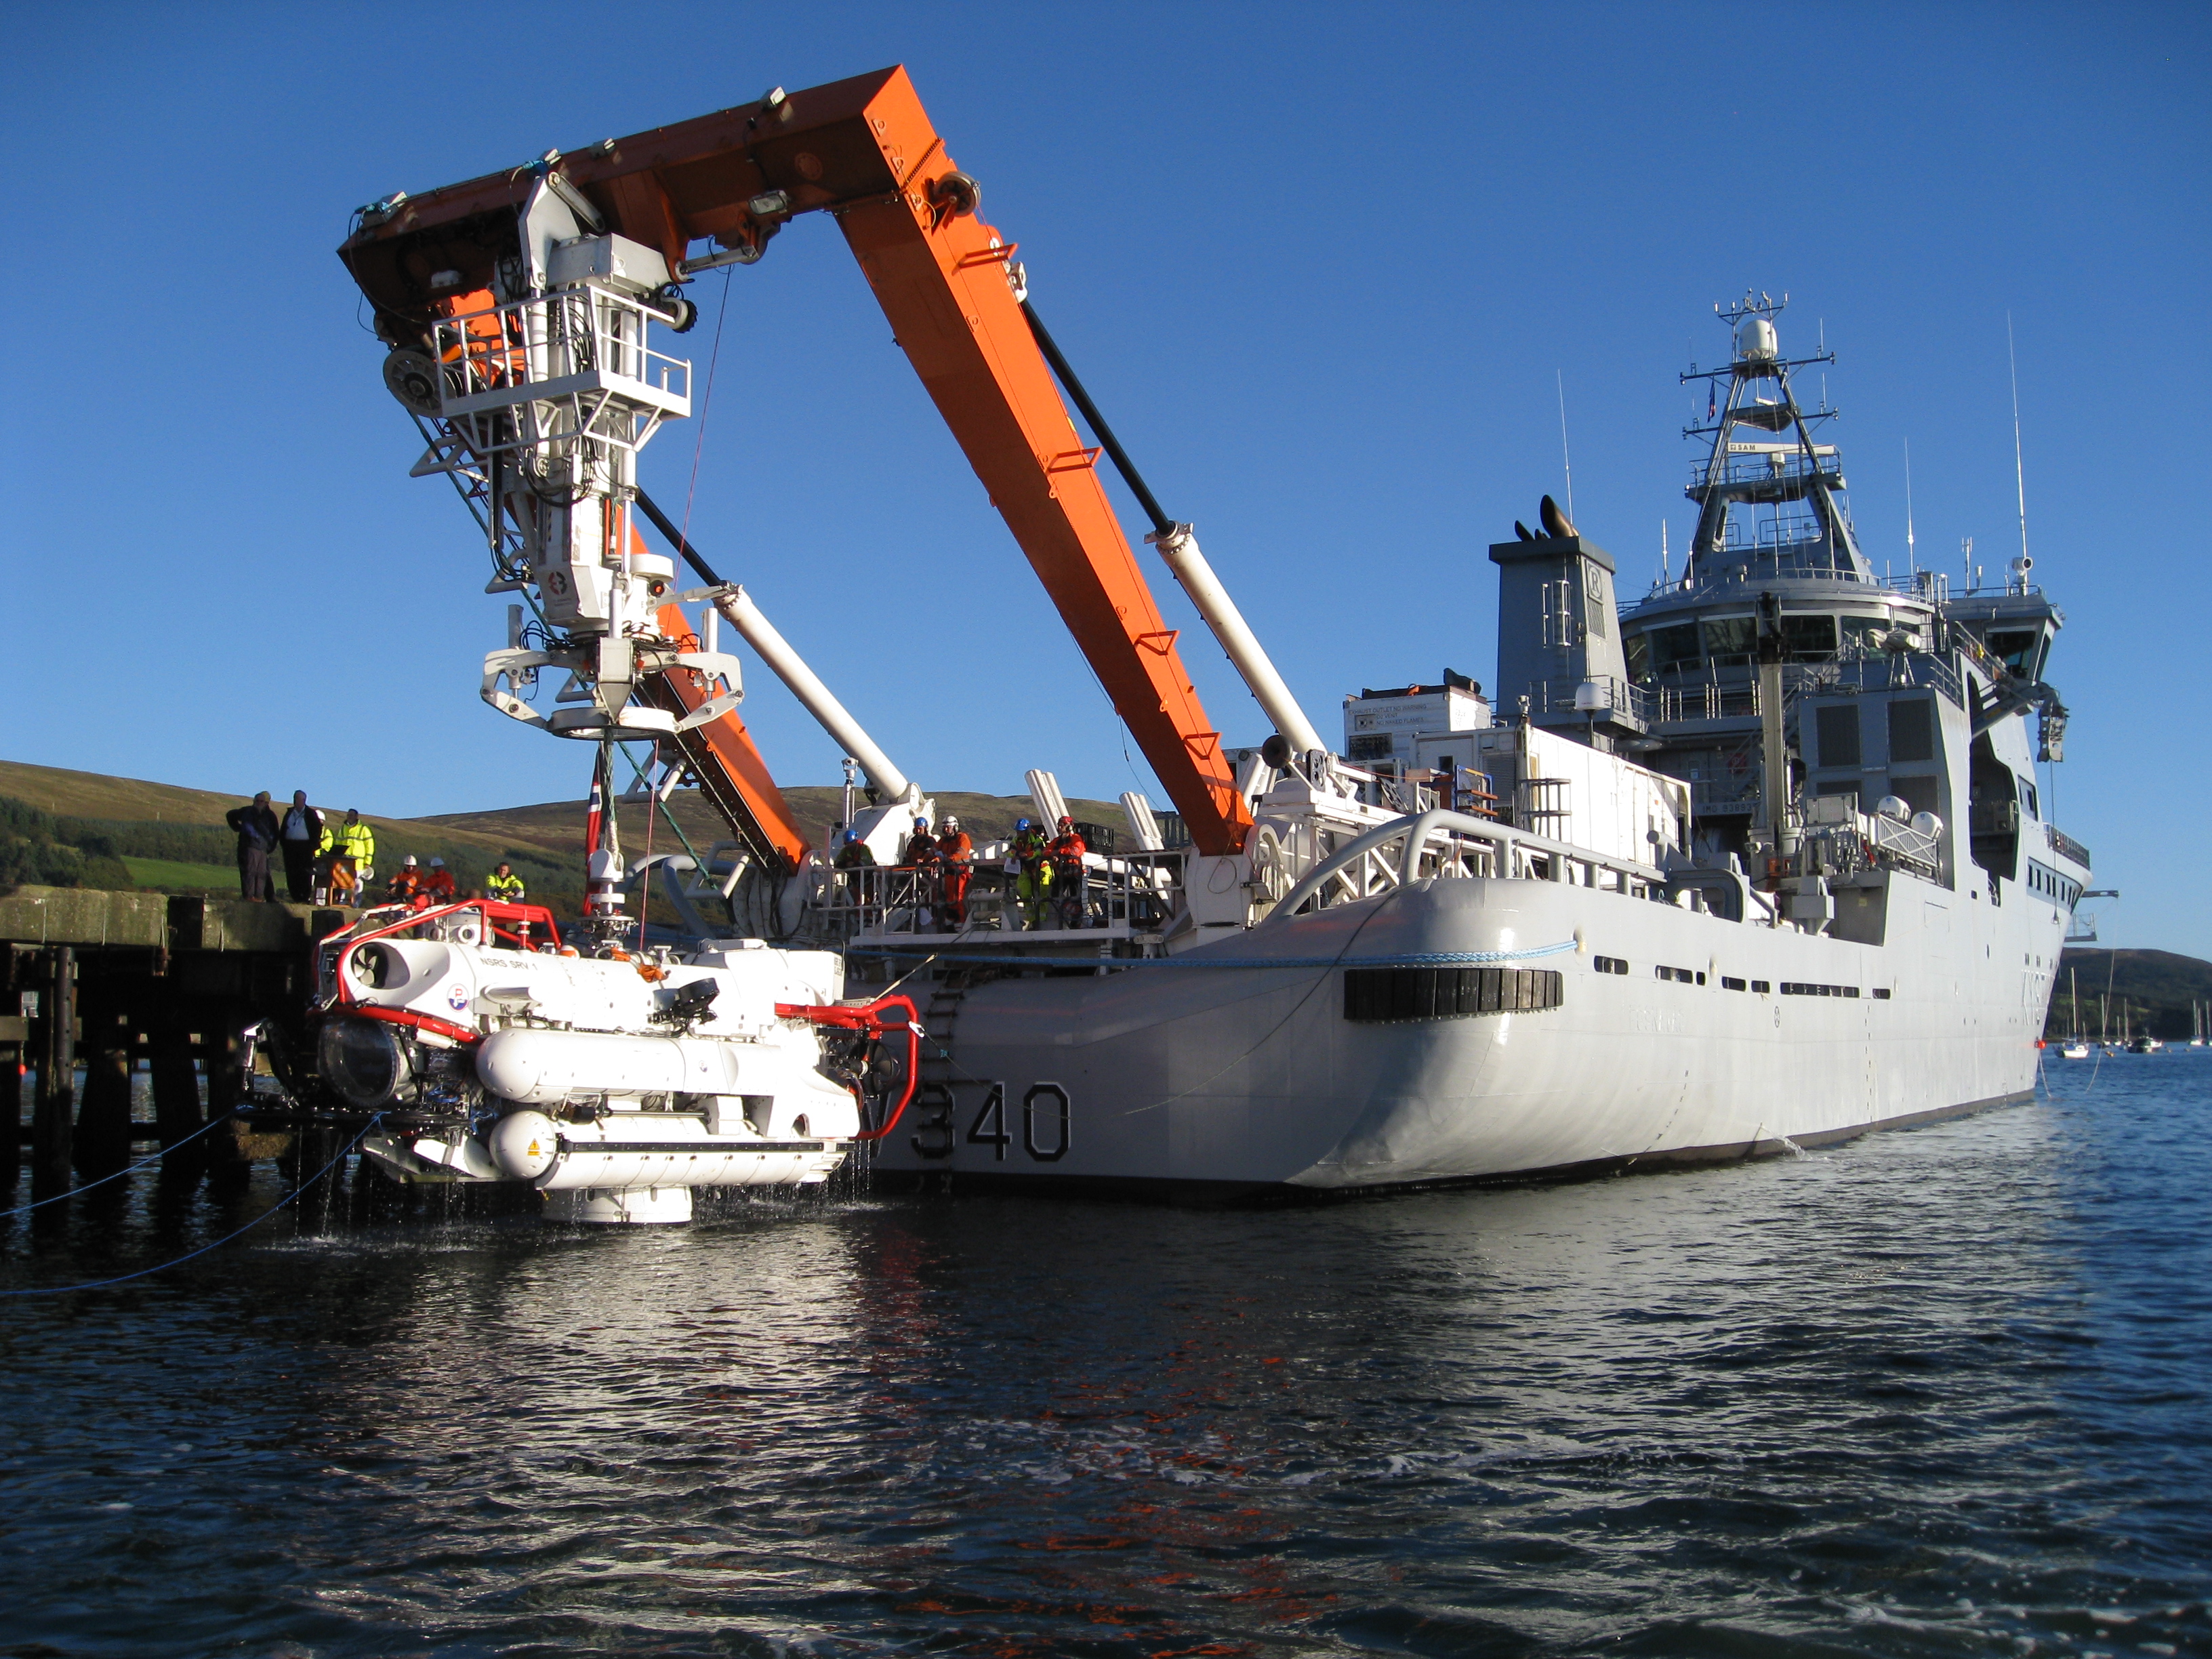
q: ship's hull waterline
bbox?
[867,869,2066,1200]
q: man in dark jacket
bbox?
[226,792,281,902]
[277,790,323,903]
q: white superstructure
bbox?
[843,298,2091,1196]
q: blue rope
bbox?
[848,939,1580,971]
[0,1118,380,1298]
[0,1111,239,1218]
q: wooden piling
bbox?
[149,1021,203,1155]
[76,1019,134,1179]
[1,947,24,1187]
[31,945,75,1189]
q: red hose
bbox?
[340,1003,482,1046]
[775,996,921,1142]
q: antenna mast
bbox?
[1904,438,1917,573]
[1556,369,1575,522]
[2007,312,2030,567]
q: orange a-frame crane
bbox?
[341,66,1253,857]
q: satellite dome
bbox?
[1735,315,1778,363]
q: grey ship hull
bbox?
[866,870,2064,1200]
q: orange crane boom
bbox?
[341,66,1252,856]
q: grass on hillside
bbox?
[120,856,238,893]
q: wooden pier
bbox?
[2,886,342,1189]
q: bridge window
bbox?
[1702,615,1754,667]
[1650,623,1702,674]
[1782,615,1838,660]
[1988,629,2043,678]
[1840,615,1896,654]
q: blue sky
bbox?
[4,3,2205,953]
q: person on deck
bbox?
[278,791,323,903]
[834,830,876,869]
[333,811,375,895]
[485,862,527,903]
[834,830,876,913]
[1010,817,1052,930]
[935,815,972,930]
[225,792,281,903]
[421,857,457,903]
[313,822,337,905]
[386,855,422,904]
[901,817,941,933]
[901,817,937,867]
[1048,817,1088,930]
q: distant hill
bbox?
[0,759,1137,912]
[2053,949,2212,1042]
[0,760,583,903]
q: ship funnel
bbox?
[1735,316,1778,363]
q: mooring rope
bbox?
[0,1117,381,1298]
[0,1110,241,1219]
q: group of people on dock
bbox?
[832,813,1090,931]
[225,792,523,912]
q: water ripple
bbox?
[3,1061,2209,1655]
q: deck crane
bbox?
[339,65,1323,899]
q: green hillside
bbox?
[2052,949,2212,1042]
[0,758,1133,924]
[0,760,579,906]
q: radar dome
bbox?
[1735,315,1778,363]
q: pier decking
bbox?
[2,886,342,1187]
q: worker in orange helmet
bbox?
[420,856,457,903]
[1047,816,1088,929]
[934,814,972,930]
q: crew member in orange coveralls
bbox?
[385,855,422,904]
[934,815,972,930]
[420,857,457,903]
[1047,817,1087,929]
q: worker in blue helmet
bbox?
[834,828,876,870]
[1010,815,1052,930]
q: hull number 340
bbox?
[909,1082,1070,1162]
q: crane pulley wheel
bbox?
[382,348,442,417]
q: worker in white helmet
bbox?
[935,815,972,929]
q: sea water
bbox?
[3,1055,2207,1656]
